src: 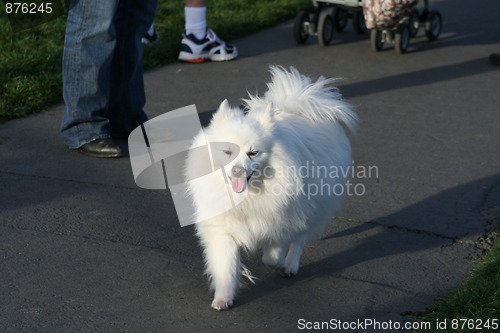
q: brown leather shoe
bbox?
[79,138,123,158]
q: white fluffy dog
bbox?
[185,66,358,310]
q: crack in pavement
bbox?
[334,216,476,246]
[0,170,139,191]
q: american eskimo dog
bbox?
[185,66,358,310]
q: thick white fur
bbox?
[185,66,358,310]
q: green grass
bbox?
[419,238,500,332]
[0,0,312,121]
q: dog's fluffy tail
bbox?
[244,66,358,133]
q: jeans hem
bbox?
[67,134,112,150]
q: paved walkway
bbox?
[1,0,499,331]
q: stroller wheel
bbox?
[395,24,410,54]
[318,8,334,46]
[408,8,420,37]
[352,10,367,35]
[425,11,442,41]
[370,29,384,52]
[294,11,311,44]
[332,7,349,32]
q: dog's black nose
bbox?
[231,165,244,177]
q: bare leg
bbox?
[185,0,205,7]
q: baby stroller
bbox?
[293,0,366,46]
[293,0,442,54]
[364,0,442,54]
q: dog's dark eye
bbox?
[223,150,232,156]
[247,150,258,158]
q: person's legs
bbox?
[61,0,119,149]
[179,0,238,62]
[107,0,157,138]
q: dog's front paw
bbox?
[211,297,233,311]
[280,265,299,277]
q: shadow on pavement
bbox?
[340,57,500,98]
[234,173,499,313]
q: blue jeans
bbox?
[61,0,157,148]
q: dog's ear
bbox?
[217,99,232,115]
[251,102,275,131]
[211,99,243,124]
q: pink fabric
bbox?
[363,0,416,30]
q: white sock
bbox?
[185,7,207,40]
[147,24,155,37]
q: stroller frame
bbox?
[293,0,442,54]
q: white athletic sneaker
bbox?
[178,28,238,62]
[142,28,160,45]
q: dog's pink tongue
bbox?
[231,177,247,193]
